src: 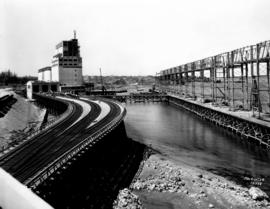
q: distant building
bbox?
[51,31,83,86]
[38,67,51,82]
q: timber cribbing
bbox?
[167,95,270,149]
[90,92,167,103]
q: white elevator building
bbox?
[51,32,83,86]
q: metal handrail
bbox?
[25,106,126,189]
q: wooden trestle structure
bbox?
[157,40,270,117]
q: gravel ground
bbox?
[114,153,270,209]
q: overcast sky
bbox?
[1,0,270,76]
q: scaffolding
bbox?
[157,40,270,117]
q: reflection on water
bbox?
[0,92,45,147]
[124,103,270,194]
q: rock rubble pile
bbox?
[113,188,143,209]
[114,154,270,209]
[132,169,183,193]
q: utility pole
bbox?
[99,68,105,92]
[99,68,103,87]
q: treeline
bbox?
[0,70,37,86]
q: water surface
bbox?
[124,102,270,193]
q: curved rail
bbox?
[26,100,126,189]
[0,98,83,181]
[0,96,72,156]
[0,94,126,190]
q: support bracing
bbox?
[156,40,270,115]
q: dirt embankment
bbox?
[114,153,270,209]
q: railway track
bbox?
[0,95,123,186]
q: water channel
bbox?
[124,102,270,195]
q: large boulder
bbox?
[248,187,269,201]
